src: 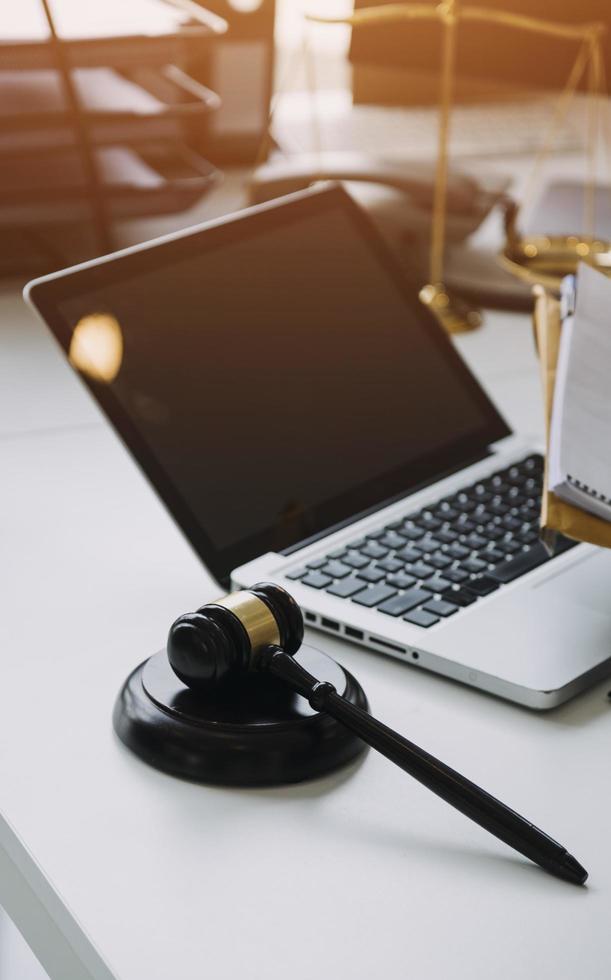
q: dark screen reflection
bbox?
[61,204,496,552]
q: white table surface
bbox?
[2,202,611,980]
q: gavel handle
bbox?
[262,646,585,883]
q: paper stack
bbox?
[533,263,611,550]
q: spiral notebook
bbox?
[548,263,611,523]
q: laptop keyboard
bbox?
[286,454,578,628]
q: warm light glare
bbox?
[276,0,352,52]
[69,313,124,383]
[227,0,263,11]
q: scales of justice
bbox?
[308,0,610,333]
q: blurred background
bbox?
[0,0,353,277]
[2,0,610,297]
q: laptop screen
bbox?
[28,185,509,584]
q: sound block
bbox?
[113,646,369,786]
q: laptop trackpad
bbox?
[436,548,611,693]
[534,548,611,617]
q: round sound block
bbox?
[113,646,369,786]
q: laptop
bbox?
[25,183,611,709]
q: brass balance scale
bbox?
[308,1,610,333]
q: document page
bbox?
[549,262,611,522]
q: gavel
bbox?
[167,582,587,885]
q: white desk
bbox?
[2,221,611,980]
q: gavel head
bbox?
[167,582,304,692]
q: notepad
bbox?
[548,263,611,523]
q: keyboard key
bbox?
[445,568,469,584]
[522,454,543,473]
[479,547,505,563]
[490,542,551,583]
[285,568,306,580]
[472,484,492,503]
[464,575,499,596]
[357,566,386,583]
[404,512,422,524]
[380,531,406,550]
[421,575,451,594]
[416,512,442,532]
[488,500,510,517]
[322,560,352,579]
[306,558,327,569]
[436,527,458,544]
[422,599,458,618]
[328,548,348,560]
[378,587,431,616]
[352,584,396,607]
[501,515,521,532]
[378,589,430,616]
[399,524,425,541]
[386,571,417,589]
[403,608,439,628]
[443,586,477,606]
[361,541,388,560]
[447,542,470,560]
[454,516,476,533]
[435,502,459,521]
[365,529,385,541]
[384,519,404,531]
[429,550,452,569]
[343,552,370,570]
[418,536,443,555]
[396,545,423,563]
[377,557,404,573]
[462,557,488,574]
[465,532,487,550]
[484,524,505,541]
[511,486,528,504]
[348,538,367,549]
[451,508,476,526]
[452,493,476,513]
[301,571,332,589]
[499,537,522,555]
[488,475,510,493]
[472,504,491,524]
[327,577,366,598]
[405,561,435,579]
[506,486,524,503]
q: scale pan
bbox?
[500,200,611,290]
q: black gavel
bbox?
[167,582,587,885]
